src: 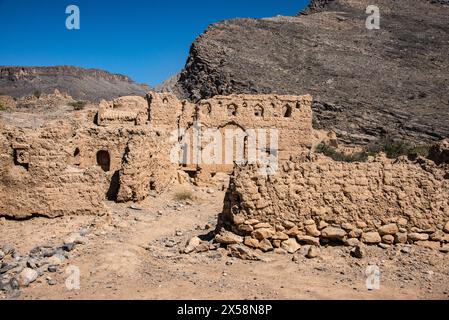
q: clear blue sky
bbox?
[0,0,309,86]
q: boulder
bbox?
[321,227,346,240]
[215,231,243,245]
[378,224,399,236]
[281,238,301,254]
[361,232,381,244]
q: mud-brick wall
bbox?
[116,132,178,202]
[0,123,108,219]
[219,155,449,247]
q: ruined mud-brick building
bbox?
[0,92,313,219]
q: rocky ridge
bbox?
[172,0,449,145]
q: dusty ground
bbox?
[1,184,448,300]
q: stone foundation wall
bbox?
[217,154,449,251]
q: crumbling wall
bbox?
[0,95,179,218]
[0,122,108,219]
[117,132,177,202]
[217,154,449,251]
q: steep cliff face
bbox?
[174,0,449,145]
[0,66,149,101]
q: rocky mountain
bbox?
[173,0,449,145]
[0,66,149,101]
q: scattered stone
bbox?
[351,244,366,259]
[321,227,346,240]
[415,241,441,250]
[271,231,289,241]
[304,219,315,226]
[282,221,296,229]
[274,248,287,255]
[233,215,245,225]
[379,243,390,249]
[48,265,58,273]
[401,246,412,254]
[345,238,360,247]
[361,232,381,244]
[430,230,445,241]
[272,240,281,248]
[285,226,301,237]
[244,219,260,225]
[305,224,321,237]
[253,223,272,229]
[0,250,4,260]
[184,236,202,254]
[164,239,177,248]
[129,204,143,211]
[194,243,210,253]
[244,237,259,249]
[0,263,17,274]
[281,238,301,254]
[440,245,449,253]
[26,259,39,269]
[228,244,261,261]
[258,239,274,252]
[395,233,408,244]
[2,245,14,255]
[318,221,329,230]
[47,255,63,266]
[18,268,38,287]
[175,230,183,237]
[444,222,449,233]
[342,223,355,231]
[64,233,85,245]
[206,188,214,194]
[408,233,429,242]
[297,235,320,246]
[62,243,75,252]
[215,231,243,245]
[348,229,362,238]
[379,224,399,236]
[306,246,320,259]
[251,228,274,241]
[382,235,395,245]
[356,221,367,229]
[397,218,408,227]
[47,278,57,286]
[237,224,254,233]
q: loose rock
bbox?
[18,268,38,287]
[258,239,274,252]
[281,238,301,254]
[321,227,346,240]
[306,246,320,259]
[228,244,261,261]
[351,244,366,259]
[215,231,243,245]
[378,224,399,236]
[361,232,381,244]
[184,236,202,254]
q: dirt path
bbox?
[1,185,448,300]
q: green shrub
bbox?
[173,190,194,202]
[33,90,41,98]
[368,138,430,159]
[0,102,6,111]
[69,101,87,111]
[315,143,370,162]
